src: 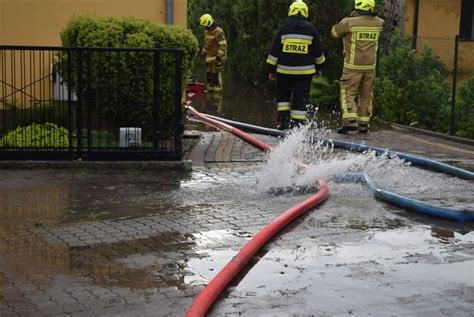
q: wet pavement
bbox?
[1,126,474,316]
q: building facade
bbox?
[0,0,187,45]
[0,0,188,107]
[403,0,474,74]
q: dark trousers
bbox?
[276,74,312,114]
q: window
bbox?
[460,0,474,39]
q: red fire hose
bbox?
[186,105,272,153]
[185,105,330,317]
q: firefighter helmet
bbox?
[288,1,309,18]
[198,14,214,28]
[354,0,375,12]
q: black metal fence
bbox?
[412,36,474,134]
[0,46,183,160]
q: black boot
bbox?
[336,126,358,134]
[337,120,358,134]
[277,110,290,130]
[290,119,305,129]
[358,123,369,133]
[206,72,214,92]
[336,126,349,134]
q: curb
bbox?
[377,120,474,146]
[0,160,192,171]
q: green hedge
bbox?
[59,15,199,138]
[374,32,451,132]
[61,15,198,79]
[456,73,474,139]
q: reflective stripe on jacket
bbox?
[331,13,384,70]
[266,16,325,75]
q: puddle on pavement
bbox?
[184,226,474,313]
[0,169,191,226]
[1,108,473,315]
[68,232,199,290]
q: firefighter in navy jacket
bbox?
[266,0,325,129]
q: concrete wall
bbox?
[0,0,187,45]
[403,0,474,73]
[404,0,461,38]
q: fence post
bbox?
[76,49,83,158]
[67,49,74,154]
[174,49,183,160]
[450,35,459,135]
[153,43,161,149]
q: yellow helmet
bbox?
[198,13,214,28]
[354,0,375,12]
[288,1,309,18]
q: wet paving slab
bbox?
[1,130,473,316]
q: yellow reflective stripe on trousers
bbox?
[206,56,216,62]
[290,110,306,120]
[343,63,376,70]
[277,102,290,111]
[340,88,356,119]
[358,116,370,123]
[343,112,357,119]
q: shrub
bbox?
[374,32,450,132]
[59,15,199,139]
[456,73,474,139]
[0,102,70,135]
[309,76,340,109]
[1,123,70,148]
[60,15,198,79]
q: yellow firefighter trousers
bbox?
[339,68,375,131]
[206,61,223,92]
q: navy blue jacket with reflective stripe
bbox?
[266,16,325,75]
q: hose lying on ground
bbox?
[326,139,474,181]
[335,172,474,223]
[185,105,330,317]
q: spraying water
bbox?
[254,126,474,211]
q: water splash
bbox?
[254,125,471,206]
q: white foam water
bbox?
[254,125,473,210]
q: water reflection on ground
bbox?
[186,80,277,131]
[1,164,472,316]
[185,78,388,133]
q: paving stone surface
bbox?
[1,128,473,316]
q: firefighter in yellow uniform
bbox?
[331,0,384,133]
[198,14,227,93]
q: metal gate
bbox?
[0,46,183,160]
